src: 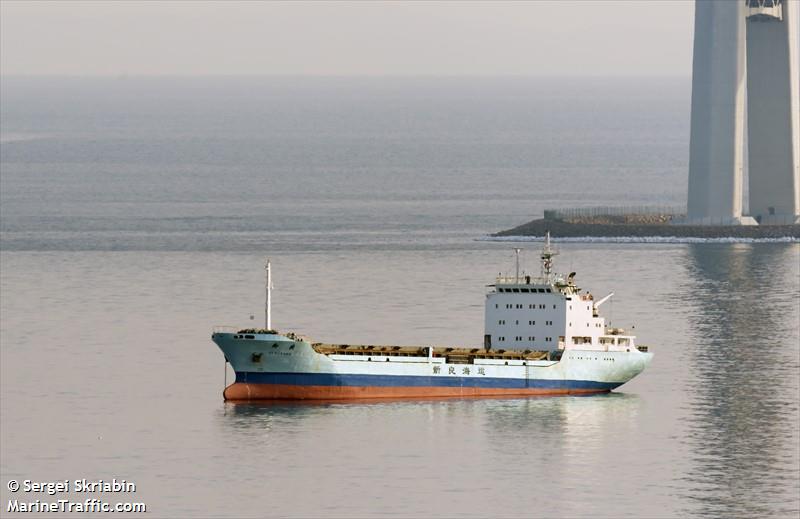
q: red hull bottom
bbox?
[223,382,610,401]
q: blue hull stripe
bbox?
[235,372,620,391]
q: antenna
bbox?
[265,258,273,331]
[513,248,522,283]
[540,232,558,280]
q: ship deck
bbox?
[311,343,558,363]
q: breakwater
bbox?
[496,213,800,239]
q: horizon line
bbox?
[0,73,692,79]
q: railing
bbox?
[495,275,553,285]
[745,0,781,5]
[212,325,239,334]
[544,205,685,220]
[496,275,574,285]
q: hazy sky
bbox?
[1,1,694,76]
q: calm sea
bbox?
[1,77,798,518]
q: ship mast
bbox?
[265,258,272,331]
[540,232,557,281]
[514,248,521,283]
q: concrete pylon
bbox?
[681,0,800,226]
[685,0,756,225]
[745,0,800,224]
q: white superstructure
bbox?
[484,234,637,354]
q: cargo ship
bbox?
[212,235,652,400]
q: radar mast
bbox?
[540,232,558,281]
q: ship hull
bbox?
[224,383,611,400]
[223,372,619,400]
[213,332,652,402]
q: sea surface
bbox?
[1,77,798,518]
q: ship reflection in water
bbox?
[680,243,800,517]
[216,393,646,517]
